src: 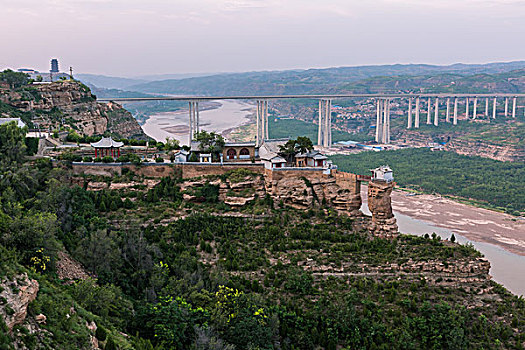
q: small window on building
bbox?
[240,148,250,156]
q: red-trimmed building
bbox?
[91,137,124,158]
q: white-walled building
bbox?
[371,165,394,182]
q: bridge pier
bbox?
[473,98,478,119]
[256,100,269,146]
[512,97,517,118]
[375,99,382,143]
[415,97,420,128]
[434,98,439,126]
[485,98,489,117]
[427,97,432,124]
[188,101,199,144]
[446,98,450,123]
[317,99,332,147]
[505,97,509,117]
[382,99,388,143]
[493,97,497,119]
[465,98,469,119]
[453,98,458,125]
[407,98,412,129]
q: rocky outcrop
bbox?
[368,180,398,237]
[219,175,266,206]
[179,173,266,206]
[445,138,524,162]
[0,81,145,139]
[397,129,524,162]
[0,273,39,332]
[266,175,361,214]
[178,170,363,214]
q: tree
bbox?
[194,131,225,159]
[164,137,181,151]
[0,121,27,167]
[0,69,29,89]
[451,234,456,243]
[139,296,207,349]
[295,136,314,154]
[278,136,314,164]
[278,139,297,164]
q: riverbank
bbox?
[361,185,525,256]
[141,100,253,144]
[361,185,525,296]
[390,189,525,256]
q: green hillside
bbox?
[1,122,525,349]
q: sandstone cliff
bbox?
[0,81,146,139]
[177,169,362,215]
[368,180,398,237]
[265,174,362,214]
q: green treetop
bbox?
[0,69,29,89]
[278,136,314,163]
[194,130,225,157]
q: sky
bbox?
[1,0,524,77]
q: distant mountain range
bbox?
[76,72,220,90]
[123,61,525,96]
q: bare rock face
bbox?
[179,171,362,214]
[0,273,39,332]
[0,81,145,139]
[367,180,398,237]
[267,177,314,209]
[266,176,361,214]
[219,175,266,206]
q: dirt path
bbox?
[362,186,525,256]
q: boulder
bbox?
[0,273,39,332]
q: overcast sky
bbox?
[1,0,524,77]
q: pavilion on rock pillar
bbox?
[90,137,124,159]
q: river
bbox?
[361,196,525,296]
[141,100,253,144]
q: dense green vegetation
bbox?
[269,118,372,143]
[0,70,29,89]
[1,122,525,349]
[330,148,525,215]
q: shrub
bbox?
[83,156,93,162]
[155,157,164,163]
[102,156,114,163]
[95,326,107,342]
[105,337,117,350]
[188,153,198,162]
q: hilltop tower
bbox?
[50,59,59,73]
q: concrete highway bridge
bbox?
[98,93,525,147]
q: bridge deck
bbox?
[98,93,525,102]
